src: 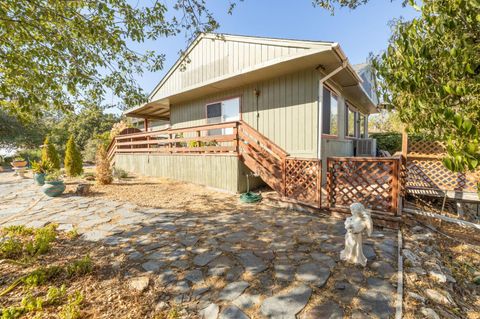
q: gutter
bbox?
[317,46,348,159]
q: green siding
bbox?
[116,154,242,193]
[170,68,319,158]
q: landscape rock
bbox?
[421,307,440,319]
[128,276,150,292]
[425,289,455,306]
[296,262,330,287]
[218,281,249,301]
[260,283,312,318]
[300,300,343,319]
[407,292,425,303]
[194,251,221,266]
[185,269,204,285]
[219,305,249,319]
[233,293,261,310]
[200,303,219,319]
[237,251,267,275]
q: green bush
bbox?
[64,135,83,177]
[113,168,128,179]
[370,132,402,155]
[41,137,60,169]
[15,149,42,164]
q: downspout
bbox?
[317,57,348,159]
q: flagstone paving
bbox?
[0,173,398,318]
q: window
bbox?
[206,97,240,135]
[322,87,338,135]
[345,104,357,138]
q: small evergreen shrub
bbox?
[95,145,112,185]
[113,168,128,179]
[41,137,60,169]
[64,135,83,177]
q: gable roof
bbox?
[126,33,377,119]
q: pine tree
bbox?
[64,135,83,177]
[41,137,60,169]
[95,145,112,185]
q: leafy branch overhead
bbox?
[0,0,230,117]
[372,0,480,172]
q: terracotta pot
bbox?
[41,180,65,197]
[12,160,27,168]
[33,173,46,186]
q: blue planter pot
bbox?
[41,181,66,197]
[33,173,46,186]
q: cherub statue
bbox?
[340,202,373,267]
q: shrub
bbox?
[45,170,63,182]
[31,160,52,174]
[64,135,83,177]
[370,132,402,155]
[95,145,112,185]
[41,137,60,169]
[113,168,128,179]
[16,149,42,164]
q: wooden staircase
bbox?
[237,121,288,195]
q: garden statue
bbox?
[340,202,373,267]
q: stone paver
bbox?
[0,172,399,318]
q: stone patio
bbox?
[0,173,399,318]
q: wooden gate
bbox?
[285,158,322,208]
[326,157,401,215]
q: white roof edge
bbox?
[147,33,337,100]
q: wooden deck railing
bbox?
[107,121,238,161]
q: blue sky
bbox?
[110,0,418,114]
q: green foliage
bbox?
[64,135,83,177]
[41,137,60,170]
[16,149,42,164]
[65,256,93,277]
[372,0,480,173]
[45,170,63,182]
[22,266,63,288]
[113,168,128,179]
[0,110,48,149]
[0,238,23,259]
[25,224,57,256]
[0,1,226,118]
[58,291,84,319]
[31,160,52,174]
[370,132,402,155]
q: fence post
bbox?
[391,159,400,215]
[326,158,332,209]
[282,157,287,197]
[317,160,322,208]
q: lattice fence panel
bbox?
[285,158,321,207]
[327,158,400,215]
[406,158,479,192]
[408,140,445,156]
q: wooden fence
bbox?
[326,157,401,216]
[406,140,479,194]
[285,158,322,208]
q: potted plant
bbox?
[41,170,66,197]
[31,161,52,186]
[11,156,28,168]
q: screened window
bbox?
[322,87,338,135]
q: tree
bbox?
[0,110,48,149]
[64,135,83,177]
[0,1,231,118]
[95,145,112,185]
[41,137,60,169]
[372,0,480,172]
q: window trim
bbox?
[204,95,242,122]
[321,86,340,138]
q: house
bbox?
[110,33,378,200]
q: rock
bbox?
[194,251,221,266]
[142,260,164,273]
[200,303,219,319]
[171,260,190,270]
[81,230,109,241]
[421,307,440,319]
[274,263,295,282]
[333,281,359,304]
[296,262,330,288]
[174,280,190,294]
[75,183,90,196]
[371,261,395,279]
[429,269,447,283]
[363,245,376,261]
[425,289,455,306]
[260,283,312,318]
[237,251,267,275]
[219,305,249,319]
[403,249,421,267]
[128,276,150,292]
[407,292,425,303]
[357,278,395,317]
[300,300,344,319]
[185,269,204,285]
[233,293,260,310]
[57,223,74,232]
[158,269,177,285]
[155,301,168,312]
[179,235,199,247]
[310,252,337,269]
[218,281,249,301]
